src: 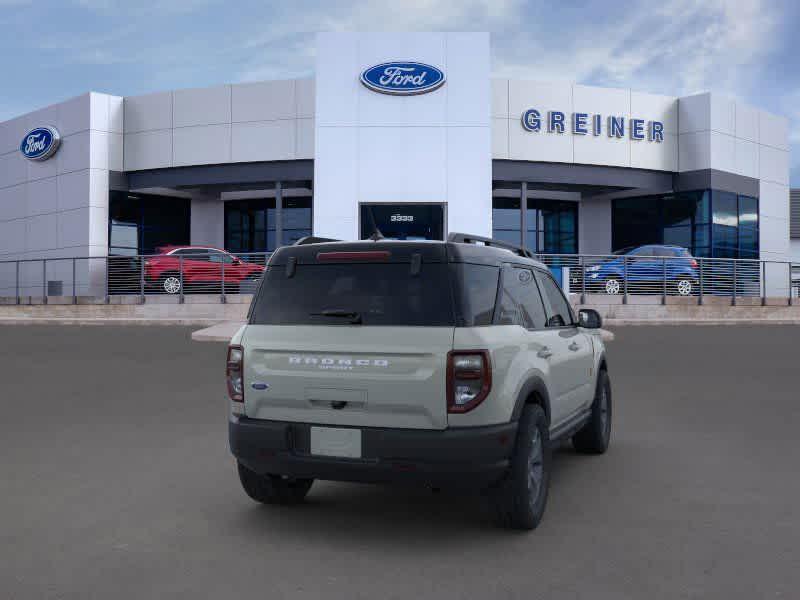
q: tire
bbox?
[237,462,313,505]
[491,404,550,530]
[160,273,182,295]
[604,277,622,295]
[572,369,612,454]
[674,277,693,296]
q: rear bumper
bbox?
[229,415,517,487]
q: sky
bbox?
[0,0,797,185]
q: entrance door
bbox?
[360,204,444,241]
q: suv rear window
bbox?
[250,263,455,326]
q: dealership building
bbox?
[0,32,793,294]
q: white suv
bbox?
[227,233,611,530]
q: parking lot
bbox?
[1,324,799,599]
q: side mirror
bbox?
[578,308,602,329]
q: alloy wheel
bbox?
[599,385,610,441]
[163,276,181,294]
[604,278,621,294]
[677,279,692,296]
[527,428,544,507]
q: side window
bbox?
[535,271,574,328]
[208,251,235,264]
[496,267,547,329]
[453,264,500,326]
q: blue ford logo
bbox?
[360,61,445,95]
[20,126,61,161]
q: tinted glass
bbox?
[209,251,235,264]
[282,196,312,245]
[225,198,275,253]
[108,191,189,255]
[738,195,758,227]
[251,263,454,326]
[360,204,444,241]
[492,197,521,245]
[452,264,500,326]
[535,272,573,327]
[496,267,547,329]
[712,191,738,226]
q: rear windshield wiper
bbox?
[309,309,363,324]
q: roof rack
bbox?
[447,232,536,259]
[293,236,341,246]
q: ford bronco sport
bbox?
[228,233,611,530]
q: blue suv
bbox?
[585,245,699,296]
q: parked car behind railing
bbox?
[581,245,699,295]
[143,246,265,294]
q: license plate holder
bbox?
[310,426,362,459]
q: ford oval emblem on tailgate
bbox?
[251,382,269,390]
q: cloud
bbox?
[492,0,780,98]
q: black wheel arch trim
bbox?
[511,376,552,424]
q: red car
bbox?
[145,246,265,294]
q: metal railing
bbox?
[536,254,799,306]
[0,252,271,305]
[0,250,798,306]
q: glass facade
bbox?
[492,183,578,253]
[224,181,312,253]
[359,204,445,240]
[108,191,190,255]
[612,190,758,258]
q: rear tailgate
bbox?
[243,325,453,429]
[243,243,456,430]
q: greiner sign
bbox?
[521,109,664,142]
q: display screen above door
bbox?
[360,204,444,241]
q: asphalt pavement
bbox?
[1,324,798,599]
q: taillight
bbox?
[227,345,244,402]
[690,259,698,268]
[447,350,492,413]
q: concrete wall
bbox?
[189,195,224,248]
[313,32,492,240]
[677,93,791,262]
[578,198,612,254]
[0,92,122,294]
[123,79,314,171]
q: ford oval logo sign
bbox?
[360,62,445,95]
[20,126,61,161]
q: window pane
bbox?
[612,196,662,251]
[525,230,537,252]
[663,225,691,248]
[496,267,545,329]
[492,197,521,231]
[713,191,738,227]
[738,226,758,253]
[251,263,454,326]
[692,190,711,224]
[738,195,758,227]
[693,224,710,248]
[110,223,137,249]
[663,195,693,228]
[535,271,573,327]
[452,264,500,326]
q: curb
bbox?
[604,318,800,326]
[0,317,225,326]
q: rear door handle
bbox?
[537,347,553,359]
[568,341,580,351]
